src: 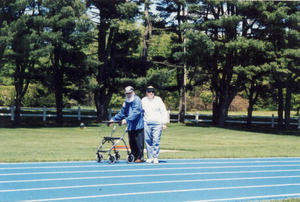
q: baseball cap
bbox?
[125,86,134,94]
[146,86,155,92]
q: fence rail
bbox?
[0,106,98,121]
[1,105,300,129]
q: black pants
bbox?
[128,128,144,160]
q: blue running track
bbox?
[1,158,300,201]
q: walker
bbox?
[96,121,134,164]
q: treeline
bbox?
[1,0,300,129]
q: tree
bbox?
[0,0,13,70]
[86,0,144,121]
[176,1,293,128]
[231,39,272,128]
[282,4,300,128]
[42,0,95,124]
[0,0,48,125]
[155,0,188,123]
[259,1,300,129]
[142,0,152,62]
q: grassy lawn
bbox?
[0,123,300,163]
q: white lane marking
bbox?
[20,183,300,202]
[1,160,300,170]
[2,164,300,176]
[2,169,300,184]
[190,193,300,202]
[2,175,300,193]
[0,161,92,165]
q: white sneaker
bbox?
[146,159,153,163]
[153,158,159,164]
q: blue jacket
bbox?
[111,94,144,131]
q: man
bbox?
[142,86,168,164]
[110,86,145,163]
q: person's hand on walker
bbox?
[122,119,127,125]
[108,119,115,126]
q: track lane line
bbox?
[2,164,300,176]
[2,169,300,184]
[2,175,300,193]
[19,183,300,202]
[190,193,300,202]
[1,160,300,170]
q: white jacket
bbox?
[142,96,168,125]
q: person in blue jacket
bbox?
[110,86,145,163]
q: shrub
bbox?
[0,84,70,108]
[229,95,248,111]
[0,85,15,106]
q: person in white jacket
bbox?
[142,86,168,164]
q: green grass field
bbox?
[0,123,299,163]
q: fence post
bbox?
[271,114,274,128]
[11,105,14,121]
[167,110,171,123]
[78,106,81,121]
[195,112,199,123]
[108,108,112,120]
[298,115,300,130]
[43,106,46,122]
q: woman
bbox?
[142,86,168,164]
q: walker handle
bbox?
[102,121,122,126]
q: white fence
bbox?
[1,105,300,129]
[174,112,300,129]
[0,106,97,121]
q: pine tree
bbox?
[86,0,143,121]
[1,0,46,125]
[42,0,95,124]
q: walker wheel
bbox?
[108,155,116,164]
[114,153,121,162]
[126,154,134,164]
[96,153,103,162]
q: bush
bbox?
[229,95,248,111]
[0,84,70,108]
[0,85,15,106]
[109,94,124,109]
[187,91,248,112]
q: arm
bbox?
[159,98,168,130]
[111,104,127,121]
[125,98,142,123]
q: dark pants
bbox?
[128,128,144,160]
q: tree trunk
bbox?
[14,98,21,125]
[177,3,186,123]
[94,90,104,122]
[216,75,242,128]
[54,47,64,125]
[212,88,219,125]
[94,87,113,122]
[14,62,22,125]
[178,84,186,123]
[277,84,284,129]
[0,47,5,69]
[217,102,229,128]
[247,104,253,128]
[285,76,292,129]
[142,0,151,62]
[246,80,261,128]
